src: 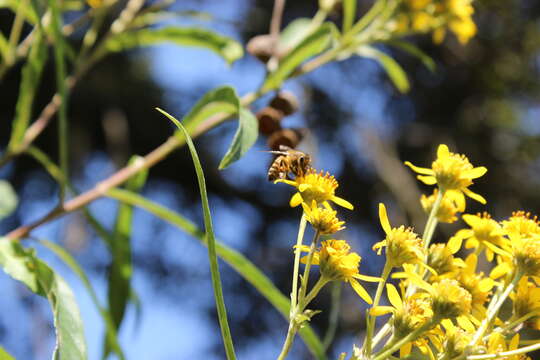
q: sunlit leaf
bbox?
[0,345,14,360]
[105,188,328,360]
[262,22,336,91]
[357,45,410,93]
[106,156,147,357]
[101,26,243,65]
[0,181,18,220]
[0,240,87,360]
[7,30,48,152]
[38,239,125,360]
[157,109,237,360]
[218,108,258,169]
[278,18,312,50]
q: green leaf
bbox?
[357,45,410,93]
[342,0,356,33]
[0,0,38,24]
[105,188,327,360]
[179,86,257,169]
[157,108,237,360]
[7,30,47,152]
[182,86,239,133]
[218,108,258,169]
[106,156,147,357]
[0,240,87,360]
[101,26,243,65]
[385,40,436,72]
[278,18,312,50]
[0,181,18,220]
[262,22,336,91]
[38,239,125,360]
[0,346,15,360]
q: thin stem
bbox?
[469,270,524,346]
[501,310,540,332]
[301,276,330,309]
[298,230,321,304]
[364,261,392,355]
[277,322,299,360]
[269,0,286,42]
[372,322,391,348]
[290,213,308,314]
[5,0,28,64]
[466,341,540,360]
[323,282,342,350]
[373,318,438,360]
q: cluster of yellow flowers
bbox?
[393,0,477,44]
[274,144,540,360]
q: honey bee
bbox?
[267,145,311,181]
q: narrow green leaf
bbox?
[0,0,38,24]
[278,18,312,50]
[0,345,15,360]
[105,188,327,360]
[342,0,356,33]
[181,86,239,133]
[100,26,243,65]
[0,181,18,220]
[129,10,214,29]
[7,30,47,152]
[262,22,336,91]
[218,108,258,169]
[357,45,410,93]
[0,32,9,60]
[385,40,436,72]
[38,239,125,360]
[48,0,69,201]
[0,240,87,360]
[106,156,147,357]
[157,108,237,360]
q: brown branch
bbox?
[270,0,286,43]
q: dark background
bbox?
[1,0,540,358]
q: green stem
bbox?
[322,282,342,350]
[500,309,540,332]
[372,322,391,348]
[277,322,299,360]
[298,230,321,304]
[290,213,308,314]
[302,276,330,309]
[469,270,524,346]
[466,341,540,360]
[373,318,438,360]
[364,261,392,355]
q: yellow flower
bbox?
[449,15,477,44]
[513,234,540,277]
[373,203,425,268]
[275,168,353,210]
[502,211,540,239]
[300,240,379,303]
[87,0,103,7]
[302,201,345,235]
[426,243,465,279]
[487,333,531,360]
[430,279,472,319]
[436,320,473,359]
[371,283,433,337]
[405,144,487,204]
[455,254,495,321]
[511,277,540,330]
[421,189,465,223]
[448,212,508,261]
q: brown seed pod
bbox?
[246,35,275,63]
[267,128,307,151]
[270,91,299,116]
[257,107,283,135]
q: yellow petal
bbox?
[349,279,373,304]
[510,334,519,351]
[400,342,412,358]
[274,179,297,186]
[298,183,310,192]
[463,214,481,227]
[379,203,392,235]
[290,192,303,207]
[404,161,435,175]
[332,196,354,210]
[417,175,437,185]
[465,253,478,271]
[457,316,475,333]
[478,277,495,292]
[464,167,488,179]
[462,188,487,204]
[386,283,403,309]
[490,263,510,279]
[370,306,394,316]
[448,236,463,254]
[353,274,381,282]
[437,144,450,158]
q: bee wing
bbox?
[279,145,292,151]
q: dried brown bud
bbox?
[257,107,283,135]
[270,91,299,116]
[267,128,306,150]
[246,35,275,63]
